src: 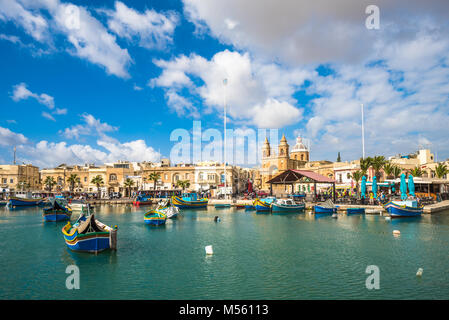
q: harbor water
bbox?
[0,205,448,300]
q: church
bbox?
[255,135,310,191]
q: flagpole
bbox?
[361,103,365,159]
[223,78,228,199]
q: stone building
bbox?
[0,164,40,195]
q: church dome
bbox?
[291,137,308,152]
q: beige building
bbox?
[0,164,40,195]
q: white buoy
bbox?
[385,216,391,221]
[205,245,213,255]
[416,268,423,277]
[393,230,401,236]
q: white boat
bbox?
[271,198,305,213]
[68,200,93,212]
[157,199,180,219]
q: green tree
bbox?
[435,163,448,179]
[392,165,402,179]
[337,152,341,162]
[371,156,387,181]
[148,172,161,191]
[176,180,191,191]
[350,170,363,195]
[359,157,372,177]
[410,166,423,177]
[44,176,56,192]
[67,174,80,193]
[124,178,135,197]
[383,162,395,179]
[91,175,104,199]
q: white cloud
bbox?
[41,111,55,121]
[0,126,28,146]
[151,50,310,128]
[61,113,118,140]
[105,1,178,50]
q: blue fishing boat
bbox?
[133,194,153,206]
[346,208,365,215]
[8,196,42,207]
[62,213,117,253]
[214,203,231,209]
[314,200,337,215]
[254,197,275,212]
[172,193,208,209]
[245,205,256,211]
[271,199,305,213]
[144,209,167,225]
[43,198,72,222]
[384,200,423,217]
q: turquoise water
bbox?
[0,205,448,300]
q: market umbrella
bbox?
[400,173,407,200]
[391,182,396,193]
[408,174,415,198]
[372,176,378,199]
[361,176,367,199]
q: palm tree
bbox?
[148,172,161,190]
[383,161,395,179]
[176,180,190,191]
[44,176,56,192]
[91,175,104,199]
[392,165,402,179]
[359,157,372,177]
[350,170,363,195]
[410,166,423,177]
[371,156,387,181]
[67,174,80,193]
[435,163,448,179]
[124,178,135,197]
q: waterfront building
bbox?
[0,164,40,197]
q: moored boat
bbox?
[245,205,256,211]
[214,203,231,209]
[384,200,423,218]
[144,209,167,225]
[156,199,180,219]
[254,197,275,212]
[346,208,365,215]
[314,199,337,215]
[271,199,305,213]
[172,193,208,209]
[133,195,153,206]
[68,200,93,213]
[8,196,42,207]
[43,198,72,222]
[62,213,117,253]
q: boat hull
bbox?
[214,204,231,209]
[384,202,422,217]
[65,233,111,253]
[314,206,337,214]
[245,205,256,211]
[271,203,305,213]
[347,208,365,215]
[144,210,167,225]
[8,197,42,207]
[43,211,71,222]
[172,196,208,209]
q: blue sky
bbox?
[1,0,449,168]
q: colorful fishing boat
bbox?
[254,197,275,212]
[346,208,365,215]
[62,213,117,253]
[68,200,93,213]
[245,205,256,211]
[133,194,153,206]
[271,199,305,213]
[144,209,167,225]
[43,198,72,222]
[215,203,231,209]
[156,199,180,219]
[314,200,337,215]
[8,196,42,207]
[384,200,423,218]
[235,205,245,210]
[172,193,208,209]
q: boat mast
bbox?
[223,78,228,199]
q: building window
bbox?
[2,178,6,184]
[301,154,304,160]
[109,174,117,181]
[10,179,14,184]
[347,173,351,179]
[84,177,87,182]
[164,174,168,180]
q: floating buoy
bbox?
[214,216,221,222]
[205,245,213,255]
[416,268,423,277]
[393,230,401,236]
[385,216,391,221]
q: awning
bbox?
[266,169,336,184]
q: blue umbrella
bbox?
[361,176,367,199]
[400,173,407,200]
[408,174,415,198]
[391,182,396,193]
[372,176,378,199]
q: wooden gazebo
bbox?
[266,169,336,202]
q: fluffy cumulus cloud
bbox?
[151,50,312,128]
[0,115,160,168]
[105,1,178,50]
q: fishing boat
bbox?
[214,203,231,209]
[172,193,208,209]
[245,205,256,211]
[8,194,43,207]
[68,200,93,213]
[235,205,245,210]
[271,198,305,213]
[0,200,7,207]
[133,194,153,206]
[62,212,117,253]
[384,200,423,218]
[254,197,275,212]
[156,199,180,219]
[314,199,337,215]
[346,208,365,215]
[144,209,167,225]
[43,198,72,222]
